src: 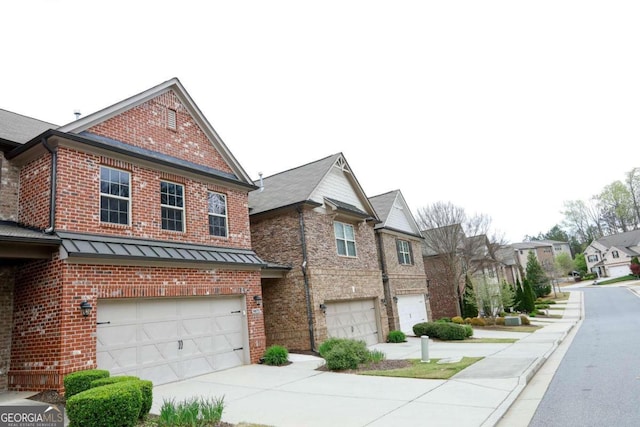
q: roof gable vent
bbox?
[167,108,177,130]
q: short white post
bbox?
[421,335,430,363]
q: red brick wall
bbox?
[18,155,52,230]
[0,266,15,391]
[251,208,386,350]
[9,259,264,392]
[0,154,20,222]
[87,91,233,175]
[54,147,251,248]
[423,255,461,319]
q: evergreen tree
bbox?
[462,275,478,318]
[525,251,551,298]
[522,278,536,313]
[514,278,524,312]
[500,281,515,312]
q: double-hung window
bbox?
[397,239,413,265]
[334,221,356,257]
[100,166,130,225]
[160,181,184,231]
[208,192,228,237]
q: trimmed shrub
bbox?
[436,317,452,323]
[263,345,289,366]
[413,322,468,340]
[67,381,142,427]
[321,338,371,371]
[464,317,472,324]
[451,316,464,324]
[495,317,505,326]
[520,315,530,325]
[90,376,152,419]
[462,324,473,337]
[387,330,406,343]
[64,369,110,399]
[470,317,486,327]
[413,322,440,337]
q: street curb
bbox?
[481,291,584,427]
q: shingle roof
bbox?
[0,109,57,144]
[593,229,640,254]
[369,190,397,224]
[248,153,341,215]
[57,232,265,267]
[324,197,370,218]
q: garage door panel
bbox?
[97,297,248,386]
[397,294,428,335]
[326,299,379,346]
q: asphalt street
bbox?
[529,286,640,427]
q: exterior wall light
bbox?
[393,296,398,303]
[253,295,263,306]
[79,300,92,317]
[319,303,327,314]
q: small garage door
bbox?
[608,265,630,278]
[325,299,379,346]
[97,297,247,386]
[396,294,428,336]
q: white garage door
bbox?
[608,265,630,278]
[97,297,248,386]
[325,299,379,346]
[396,294,428,336]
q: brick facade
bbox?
[0,267,15,391]
[0,154,20,221]
[377,232,430,330]
[423,255,462,319]
[4,86,265,392]
[251,207,387,351]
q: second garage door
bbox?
[396,294,428,336]
[325,299,379,346]
[96,296,248,386]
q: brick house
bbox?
[248,153,387,351]
[0,78,266,392]
[369,190,430,335]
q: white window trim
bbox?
[160,180,185,232]
[99,166,131,226]
[208,191,228,238]
[397,239,412,265]
[334,221,357,257]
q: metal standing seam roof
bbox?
[57,232,265,267]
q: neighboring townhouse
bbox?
[369,190,430,335]
[248,153,386,351]
[585,229,640,278]
[494,246,522,285]
[537,239,572,258]
[421,224,466,319]
[0,79,266,392]
[512,241,555,273]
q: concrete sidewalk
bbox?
[150,291,583,427]
[0,291,582,427]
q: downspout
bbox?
[376,232,392,318]
[41,137,57,233]
[297,205,316,352]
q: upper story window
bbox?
[587,254,599,263]
[397,239,413,265]
[160,181,184,232]
[612,250,620,259]
[334,221,356,257]
[208,192,227,237]
[100,166,130,225]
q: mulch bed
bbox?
[316,359,412,373]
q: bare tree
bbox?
[626,167,640,226]
[415,202,505,315]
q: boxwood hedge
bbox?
[67,381,142,427]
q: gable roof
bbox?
[589,229,640,254]
[52,78,253,185]
[369,190,422,237]
[248,153,377,218]
[0,109,58,146]
[421,223,465,256]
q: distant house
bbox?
[585,230,640,278]
[512,241,556,273]
[0,79,265,392]
[369,190,430,335]
[248,153,387,351]
[537,239,572,258]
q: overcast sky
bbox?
[3,1,639,243]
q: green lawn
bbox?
[595,275,640,285]
[462,337,518,343]
[359,357,482,380]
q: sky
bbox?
[2,1,640,243]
